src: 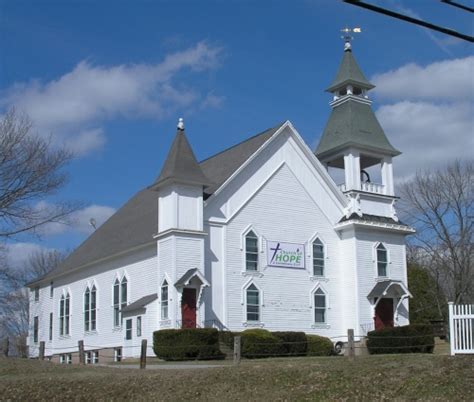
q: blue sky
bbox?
[1,0,473,266]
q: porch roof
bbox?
[367,280,412,300]
[175,268,210,288]
[121,293,158,313]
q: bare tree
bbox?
[400,160,473,304]
[0,108,79,239]
[0,249,64,357]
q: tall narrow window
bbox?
[161,281,169,320]
[246,284,260,322]
[90,286,97,331]
[113,279,120,327]
[377,244,388,277]
[84,287,90,331]
[121,277,128,318]
[34,287,40,302]
[49,313,53,341]
[314,288,326,323]
[312,238,325,276]
[65,293,70,335]
[60,295,65,336]
[137,316,142,337]
[245,231,259,271]
[33,316,39,343]
[125,319,132,340]
[50,282,54,298]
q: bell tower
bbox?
[315,31,400,219]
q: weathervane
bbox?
[341,27,361,51]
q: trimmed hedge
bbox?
[306,334,334,356]
[367,324,435,354]
[241,329,283,358]
[273,331,308,356]
[153,328,225,361]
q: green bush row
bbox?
[153,328,225,361]
[367,324,435,354]
[219,329,333,358]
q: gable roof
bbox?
[152,128,212,189]
[326,49,375,93]
[28,122,285,286]
[315,100,400,160]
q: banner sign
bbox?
[266,241,305,269]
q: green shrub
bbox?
[240,329,283,358]
[273,331,308,356]
[218,330,237,349]
[306,334,333,356]
[367,324,435,354]
[153,328,225,361]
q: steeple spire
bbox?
[153,118,211,189]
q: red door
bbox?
[181,289,197,328]
[374,298,394,330]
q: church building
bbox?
[28,41,414,361]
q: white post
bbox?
[448,302,455,356]
[344,150,361,191]
[381,157,394,196]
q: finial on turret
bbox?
[177,117,184,131]
[341,27,361,51]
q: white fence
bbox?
[448,302,474,355]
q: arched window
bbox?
[245,231,259,271]
[246,284,260,322]
[314,288,326,323]
[84,287,90,331]
[312,238,325,276]
[60,292,70,336]
[376,244,388,277]
[161,280,169,320]
[113,277,128,327]
[113,279,120,327]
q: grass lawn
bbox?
[1,354,473,401]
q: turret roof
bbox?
[326,49,375,93]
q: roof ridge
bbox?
[199,121,286,165]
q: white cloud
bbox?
[376,101,474,180]
[372,56,474,100]
[4,243,54,270]
[38,204,116,236]
[2,41,223,156]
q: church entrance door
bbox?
[181,288,197,328]
[374,298,394,330]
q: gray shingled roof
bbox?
[121,293,158,313]
[315,100,400,159]
[367,280,410,299]
[326,50,375,93]
[28,122,284,286]
[339,213,402,225]
[152,128,212,189]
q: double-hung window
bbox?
[312,239,325,276]
[84,285,97,332]
[113,277,128,327]
[137,316,142,337]
[33,316,39,343]
[161,281,169,320]
[245,231,259,271]
[314,288,326,323]
[59,293,70,336]
[125,319,132,340]
[377,244,388,277]
[49,313,53,341]
[246,284,260,322]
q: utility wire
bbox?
[441,0,474,13]
[343,0,474,43]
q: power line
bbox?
[343,0,474,43]
[441,0,474,13]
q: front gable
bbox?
[204,122,348,225]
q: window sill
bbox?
[112,326,122,332]
[58,335,71,340]
[311,323,331,329]
[160,319,172,326]
[242,321,264,328]
[84,330,98,336]
[310,276,329,282]
[241,271,263,278]
[375,276,389,281]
